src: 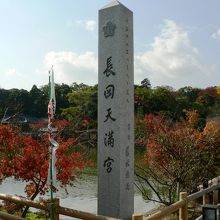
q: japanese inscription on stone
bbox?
[98,1,134,219]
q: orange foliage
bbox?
[185,110,199,128]
[142,113,220,190]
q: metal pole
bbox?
[50,143,55,220]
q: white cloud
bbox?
[135,20,209,88]
[2,68,34,90]
[72,19,96,31]
[5,68,17,76]
[212,29,220,40]
[85,20,96,31]
[43,20,216,89]
[44,51,98,85]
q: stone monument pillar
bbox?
[98,1,134,219]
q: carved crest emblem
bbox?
[103,21,116,37]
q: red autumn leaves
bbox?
[0,121,93,199]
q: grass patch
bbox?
[26,212,49,220]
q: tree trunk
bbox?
[21,189,39,218]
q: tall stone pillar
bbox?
[98,1,134,219]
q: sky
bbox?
[1,0,220,91]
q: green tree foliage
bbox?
[0,80,219,126]
[135,85,177,119]
[134,86,151,116]
[149,86,176,118]
[40,83,72,116]
[134,80,219,152]
[62,84,97,128]
[140,78,151,89]
[0,83,72,119]
[29,85,47,117]
[0,89,31,118]
[178,86,201,103]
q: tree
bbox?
[0,89,9,119]
[134,86,176,118]
[62,84,97,128]
[149,87,176,118]
[196,87,220,117]
[0,122,93,217]
[40,83,72,117]
[29,85,47,117]
[134,86,152,116]
[135,113,220,205]
[140,78,151,89]
[71,82,89,91]
[177,86,201,103]
[0,88,31,118]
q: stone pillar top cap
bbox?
[101,0,126,9]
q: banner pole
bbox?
[50,143,55,220]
